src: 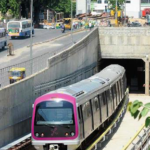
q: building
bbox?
[125,0,141,18]
[141,0,150,10]
[91,0,108,15]
[76,0,91,15]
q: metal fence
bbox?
[0,39,74,88]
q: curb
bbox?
[27,28,85,47]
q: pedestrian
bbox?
[61,23,65,33]
[7,42,14,56]
[89,22,92,30]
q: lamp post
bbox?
[86,0,88,31]
[30,0,33,74]
[71,0,74,44]
[124,1,126,25]
[115,0,118,26]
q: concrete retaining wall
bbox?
[99,27,150,59]
[0,28,100,147]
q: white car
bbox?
[43,24,55,29]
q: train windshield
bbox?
[35,100,74,125]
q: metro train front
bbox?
[32,93,79,150]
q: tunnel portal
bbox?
[100,59,145,94]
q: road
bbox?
[0,28,90,87]
[0,28,89,68]
[8,28,71,50]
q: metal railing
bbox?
[122,125,150,150]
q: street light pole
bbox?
[30,0,33,74]
[71,0,74,44]
[86,0,88,31]
[124,1,126,25]
[115,0,118,26]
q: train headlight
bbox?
[71,132,75,136]
[41,133,44,137]
[35,133,39,137]
[65,132,69,136]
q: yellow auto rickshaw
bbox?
[63,18,72,29]
[9,68,26,84]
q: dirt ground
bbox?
[109,18,147,26]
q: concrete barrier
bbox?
[0,28,100,147]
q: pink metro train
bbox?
[31,65,127,150]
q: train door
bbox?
[78,106,84,139]
[91,97,100,129]
[82,101,92,138]
[99,93,107,122]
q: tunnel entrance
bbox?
[100,59,145,94]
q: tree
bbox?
[8,0,22,19]
[109,0,125,10]
[128,100,150,127]
[0,0,9,16]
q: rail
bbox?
[122,124,150,150]
[1,134,31,150]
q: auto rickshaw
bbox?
[9,68,26,84]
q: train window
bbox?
[95,97,99,111]
[120,79,123,98]
[82,101,91,120]
[123,74,127,94]
[92,97,99,113]
[104,92,108,117]
[78,107,81,123]
[106,91,111,102]
[86,101,91,118]
[82,104,87,120]
[112,85,117,105]
[116,83,120,103]
[101,93,106,106]
[118,81,122,100]
[35,101,74,125]
[111,87,115,108]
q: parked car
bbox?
[127,21,142,27]
[43,24,55,29]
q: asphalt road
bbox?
[0,28,89,68]
[8,28,71,50]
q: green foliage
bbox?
[129,100,150,128]
[52,0,76,17]
[0,0,75,20]
[109,0,125,10]
[8,0,22,18]
[0,0,8,15]
[145,117,150,127]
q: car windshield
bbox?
[35,100,74,125]
[64,19,70,24]
[8,22,20,29]
[11,71,21,77]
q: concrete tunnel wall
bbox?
[99,27,150,59]
[98,27,150,95]
[0,28,100,147]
